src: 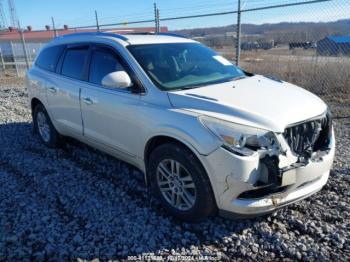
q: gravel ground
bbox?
[0,77,349,260]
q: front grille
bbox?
[283,112,332,159]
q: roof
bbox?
[326,35,350,44]
[0,27,168,42]
[122,34,195,45]
[49,32,196,46]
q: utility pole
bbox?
[18,21,29,70]
[51,17,58,37]
[235,0,241,66]
[95,10,100,32]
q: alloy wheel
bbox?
[156,159,197,211]
[36,111,51,143]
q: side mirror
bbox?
[102,71,132,89]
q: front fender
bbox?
[142,109,222,157]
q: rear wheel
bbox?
[33,104,62,148]
[148,143,216,222]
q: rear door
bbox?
[80,44,142,158]
[47,44,90,136]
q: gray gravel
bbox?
[0,79,349,260]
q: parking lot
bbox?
[0,77,349,260]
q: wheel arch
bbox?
[143,134,213,188]
[31,97,43,115]
[30,97,59,135]
[145,135,198,169]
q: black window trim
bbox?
[57,43,91,81]
[87,43,145,94]
[35,42,145,95]
[35,44,66,73]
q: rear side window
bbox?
[61,47,89,80]
[35,45,64,72]
[89,49,125,85]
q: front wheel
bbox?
[148,143,216,222]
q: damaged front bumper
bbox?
[201,126,335,218]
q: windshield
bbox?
[127,43,246,91]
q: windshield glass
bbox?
[127,43,245,91]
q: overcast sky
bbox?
[6,0,350,31]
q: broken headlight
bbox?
[199,116,278,156]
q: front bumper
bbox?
[200,129,335,218]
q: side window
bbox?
[35,45,65,72]
[89,49,125,85]
[61,47,89,80]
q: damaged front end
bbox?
[200,111,334,215]
[236,111,333,201]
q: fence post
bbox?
[19,28,30,70]
[154,3,158,34]
[156,8,160,33]
[52,17,58,37]
[10,42,19,77]
[95,10,100,32]
[0,48,5,72]
[235,0,241,66]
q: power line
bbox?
[8,0,18,28]
[0,0,7,29]
[18,0,333,32]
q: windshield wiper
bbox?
[176,86,202,90]
[172,75,248,91]
[213,75,247,85]
[229,75,247,81]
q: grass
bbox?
[214,45,350,117]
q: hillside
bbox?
[174,19,350,43]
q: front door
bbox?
[80,45,142,158]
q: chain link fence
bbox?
[0,42,43,76]
[0,0,348,117]
[236,0,350,118]
[167,0,349,118]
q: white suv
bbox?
[27,32,335,221]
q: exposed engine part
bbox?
[283,112,332,162]
[260,155,281,185]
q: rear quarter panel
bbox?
[26,67,49,113]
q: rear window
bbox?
[61,47,89,80]
[35,45,64,72]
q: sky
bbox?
[4,0,350,31]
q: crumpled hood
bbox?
[168,75,327,133]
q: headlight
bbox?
[199,116,277,156]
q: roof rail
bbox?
[124,32,155,35]
[60,32,128,41]
[123,32,188,39]
[158,32,188,39]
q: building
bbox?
[317,36,350,56]
[289,42,315,50]
[241,40,274,51]
[0,26,168,58]
[0,26,168,43]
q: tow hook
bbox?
[272,196,280,206]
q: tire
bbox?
[33,103,62,148]
[148,142,216,222]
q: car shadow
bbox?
[0,121,276,260]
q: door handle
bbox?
[83,97,94,105]
[48,87,58,93]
